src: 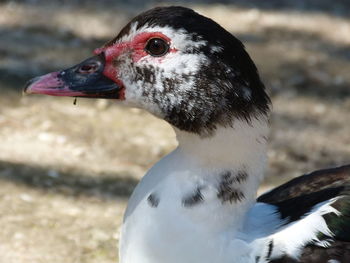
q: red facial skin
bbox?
[94,32,177,98]
[25,32,177,100]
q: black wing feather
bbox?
[258,165,350,262]
[258,165,350,204]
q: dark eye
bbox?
[145,38,169,57]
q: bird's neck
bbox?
[173,117,269,227]
[175,118,268,168]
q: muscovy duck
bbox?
[24,6,350,263]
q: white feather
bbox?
[120,119,270,263]
[269,198,341,260]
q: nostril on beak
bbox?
[77,62,100,74]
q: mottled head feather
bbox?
[107,6,271,135]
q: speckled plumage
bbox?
[105,6,270,136]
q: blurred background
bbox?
[0,0,349,262]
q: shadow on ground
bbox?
[0,160,138,199]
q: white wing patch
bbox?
[269,198,342,260]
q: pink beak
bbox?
[24,54,122,99]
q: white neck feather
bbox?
[174,117,269,169]
[121,117,271,263]
[171,117,270,230]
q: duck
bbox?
[24,6,350,263]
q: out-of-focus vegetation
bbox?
[0,0,349,262]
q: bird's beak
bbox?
[24,54,122,99]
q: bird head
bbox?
[25,6,270,136]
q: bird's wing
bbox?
[258,165,350,204]
[257,165,350,263]
[268,241,350,263]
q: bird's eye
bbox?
[145,38,170,57]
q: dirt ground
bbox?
[0,0,349,262]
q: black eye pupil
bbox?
[145,38,169,57]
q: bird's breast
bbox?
[119,169,256,263]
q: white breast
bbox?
[119,122,270,263]
[119,152,265,263]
